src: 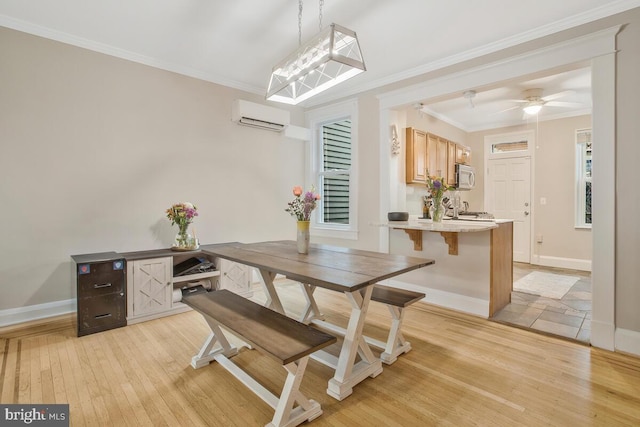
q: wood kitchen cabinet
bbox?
[406,127,471,185]
[456,144,471,164]
[405,127,428,183]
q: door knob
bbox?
[524,211,530,216]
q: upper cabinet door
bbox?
[456,144,471,164]
[436,137,448,181]
[426,133,439,180]
[405,128,428,184]
[447,141,457,186]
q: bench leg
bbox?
[191,317,239,369]
[267,357,322,427]
[380,306,412,365]
[298,283,325,324]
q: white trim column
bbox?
[589,52,617,351]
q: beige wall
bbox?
[468,115,593,263]
[0,28,305,311]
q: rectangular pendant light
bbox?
[266,23,365,105]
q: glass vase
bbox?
[432,199,446,223]
[296,221,310,254]
[174,223,195,249]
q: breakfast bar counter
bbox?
[380,218,513,317]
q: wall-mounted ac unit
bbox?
[231,99,290,132]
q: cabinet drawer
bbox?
[77,260,125,297]
[78,293,126,336]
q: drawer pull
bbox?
[94,313,112,319]
[94,283,112,289]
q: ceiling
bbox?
[0,1,637,119]
[419,67,593,132]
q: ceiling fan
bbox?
[498,88,583,116]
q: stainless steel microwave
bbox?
[455,164,476,190]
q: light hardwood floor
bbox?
[1,280,639,426]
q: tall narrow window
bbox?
[320,119,351,225]
[306,100,358,240]
[575,129,592,228]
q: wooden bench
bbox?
[369,285,425,365]
[298,283,424,365]
[182,289,337,427]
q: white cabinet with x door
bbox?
[126,256,189,324]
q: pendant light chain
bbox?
[298,0,324,46]
[298,0,303,46]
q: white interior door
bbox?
[486,157,531,263]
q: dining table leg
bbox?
[256,268,286,314]
[326,285,383,401]
[258,274,383,401]
[298,283,325,323]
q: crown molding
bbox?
[0,14,265,96]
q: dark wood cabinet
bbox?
[71,252,127,337]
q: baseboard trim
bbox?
[0,299,76,327]
[615,328,640,357]
[531,255,592,272]
[587,319,615,351]
[384,279,489,318]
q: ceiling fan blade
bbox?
[490,105,521,115]
[541,90,574,102]
[545,101,585,108]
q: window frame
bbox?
[575,128,592,229]
[305,99,359,240]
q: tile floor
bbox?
[491,262,592,343]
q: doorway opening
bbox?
[483,124,592,343]
[378,25,617,350]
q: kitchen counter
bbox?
[379,217,514,318]
[383,218,510,254]
[387,218,501,232]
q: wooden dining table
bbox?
[200,240,434,400]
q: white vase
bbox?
[296,221,310,254]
